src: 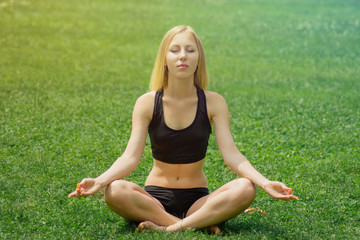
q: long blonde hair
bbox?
[149,26,209,91]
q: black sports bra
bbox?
[148,87,212,164]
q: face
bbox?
[166,31,199,80]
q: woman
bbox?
[69,25,298,234]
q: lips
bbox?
[177,64,189,69]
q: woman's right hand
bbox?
[68,178,103,198]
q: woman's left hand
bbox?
[263,181,299,201]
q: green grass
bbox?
[1,0,359,239]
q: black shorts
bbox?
[145,185,209,219]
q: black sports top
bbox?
[148,87,212,164]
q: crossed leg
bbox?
[104,180,179,226]
[166,178,256,232]
[104,178,256,233]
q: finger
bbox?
[279,182,291,192]
[282,194,299,201]
[68,191,78,198]
[69,183,83,198]
[280,186,293,195]
[79,178,92,188]
[80,188,95,197]
[76,184,82,195]
[270,191,289,200]
[78,180,85,189]
[285,188,299,200]
[290,195,299,201]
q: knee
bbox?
[104,180,132,206]
[232,178,257,203]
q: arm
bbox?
[69,92,154,198]
[95,93,153,186]
[207,92,298,200]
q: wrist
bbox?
[260,180,271,190]
[95,177,109,188]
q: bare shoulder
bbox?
[136,91,156,105]
[204,90,226,102]
[204,90,228,119]
[133,91,156,119]
[204,90,227,108]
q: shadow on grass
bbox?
[111,219,310,239]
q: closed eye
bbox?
[169,47,180,53]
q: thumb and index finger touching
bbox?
[268,181,299,201]
[279,185,299,201]
[68,178,95,198]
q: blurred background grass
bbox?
[1,0,359,239]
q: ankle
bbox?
[165,224,176,232]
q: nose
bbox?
[179,49,187,60]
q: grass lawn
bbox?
[1,0,359,239]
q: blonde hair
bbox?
[149,26,209,91]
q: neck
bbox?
[166,75,196,98]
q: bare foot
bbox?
[137,221,221,235]
[207,225,221,235]
[136,221,166,233]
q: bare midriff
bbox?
[145,159,208,189]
